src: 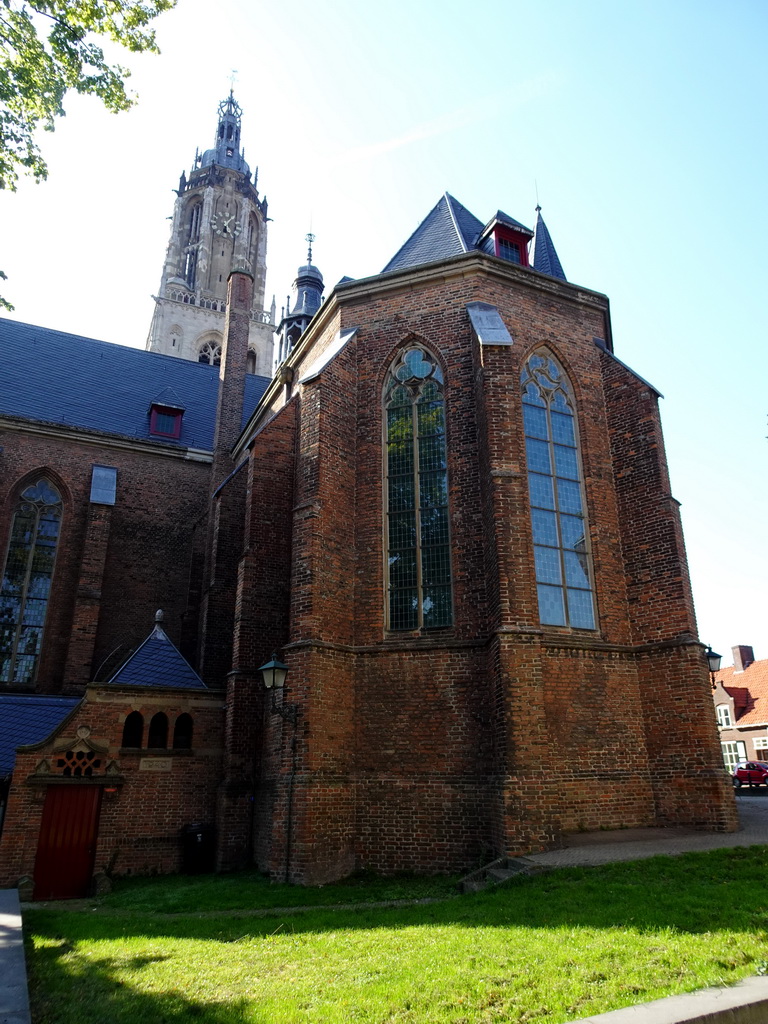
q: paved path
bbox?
[0,887,30,1024]
[526,792,768,869]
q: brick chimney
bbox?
[211,269,254,490]
[732,645,755,672]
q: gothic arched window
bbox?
[521,352,596,629]
[187,202,202,245]
[384,347,452,631]
[247,216,258,265]
[198,341,221,366]
[0,478,63,687]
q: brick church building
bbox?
[0,95,736,897]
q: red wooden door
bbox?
[33,786,103,899]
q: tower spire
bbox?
[145,93,275,376]
[531,205,566,281]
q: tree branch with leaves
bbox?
[0,0,176,306]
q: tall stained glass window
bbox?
[0,479,63,687]
[521,353,596,629]
[384,347,452,630]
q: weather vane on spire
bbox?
[306,232,315,264]
[229,69,238,94]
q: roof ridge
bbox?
[444,193,469,253]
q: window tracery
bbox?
[384,347,452,630]
[521,352,596,629]
[0,478,63,686]
[198,341,222,366]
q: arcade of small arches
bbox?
[121,710,194,750]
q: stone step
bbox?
[458,855,548,894]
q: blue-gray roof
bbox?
[382,194,546,276]
[382,193,484,273]
[486,210,534,235]
[108,623,207,689]
[1,319,270,449]
[0,694,80,776]
[531,208,567,281]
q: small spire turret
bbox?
[276,235,325,365]
[531,205,566,281]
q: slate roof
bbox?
[531,208,567,281]
[382,193,484,273]
[0,694,80,776]
[717,658,768,726]
[1,319,270,450]
[382,193,573,282]
[108,620,207,689]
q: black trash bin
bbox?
[180,822,216,874]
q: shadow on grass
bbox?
[24,847,768,1023]
[26,846,768,940]
[29,938,254,1024]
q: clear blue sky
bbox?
[2,0,765,665]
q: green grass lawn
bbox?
[24,847,768,1024]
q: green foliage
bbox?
[23,848,768,1023]
[0,0,176,192]
[0,268,12,309]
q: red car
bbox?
[732,761,768,788]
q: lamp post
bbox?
[257,652,298,883]
[705,646,722,690]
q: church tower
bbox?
[146,92,275,376]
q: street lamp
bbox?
[705,646,722,689]
[258,653,288,691]
[257,653,298,723]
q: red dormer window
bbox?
[149,405,183,439]
[494,227,530,267]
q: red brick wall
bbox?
[0,428,210,692]
[0,685,224,887]
[248,256,736,881]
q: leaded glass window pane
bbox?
[566,589,596,629]
[528,473,555,510]
[531,509,559,547]
[556,479,583,516]
[537,584,566,626]
[563,550,591,589]
[534,546,562,585]
[560,515,586,550]
[525,438,551,474]
[553,445,579,480]
[521,353,596,630]
[384,348,452,630]
[0,478,63,686]
[522,403,548,440]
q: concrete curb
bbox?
[0,889,30,1024]
[566,975,768,1023]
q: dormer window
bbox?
[478,210,533,269]
[498,238,521,264]
[149,404,183,439]
[716,704,732,727]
